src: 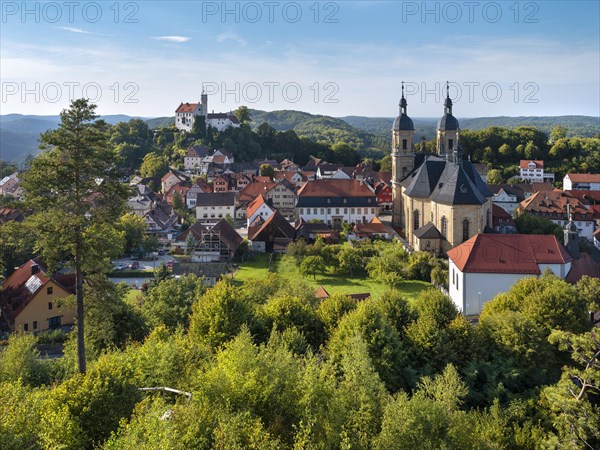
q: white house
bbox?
[519,160,554,183]
[563,174,600,191]
[296,179,378,229]
[207,113,240,132]
[246,195,275,228]
[447,234,573,316]
[175,98,206,132]
[195,192,237,224]
[491,187,519,216]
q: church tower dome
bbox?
[391,82,416,227]
[437,82,460,157]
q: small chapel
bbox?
[391,82,493,254]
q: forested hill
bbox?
[342,115,600,140]
[1,110,598,163]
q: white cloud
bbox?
[153,36,191,43]
[216,32,247,47]
[56,27,91,34]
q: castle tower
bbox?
[200,89,208,116]
[436,82,460,158]
[391,82,415,227]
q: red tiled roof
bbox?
[176,102,200,113]
[247,195,272,219]
[0,260,76,322]
[519,189,591,220]
[297,179,375,198]
[239,182,277,202]
[568,190,600,205]
[520,160,544,169]
[447,234,572,274]
[492,203,516,227]
[354,217,393,235]
[0,207,24,223]
[566,174,600,183]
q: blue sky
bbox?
[1,1,599,118]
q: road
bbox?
[111,253,173,272]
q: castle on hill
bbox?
[175,91,240,133]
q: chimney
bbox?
[31,263,39,275]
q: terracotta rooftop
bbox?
[297,179,375,198]
[566,174,600,183]
[176,102,200,113]
[447,234,572,274]
[565,253,600,284]
[520,160,544,169]
[519,189,591,220]
[246,194,273,219]
[240,181,277,202]
[355,217,394,236]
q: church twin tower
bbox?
[391,82,462,229]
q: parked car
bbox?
[158,249,165,256]
[166,260,174,268]
[130,261,140,270]
[115,262,128,271]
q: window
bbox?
[449,138,453,150]
[48,302,53,310]
[320,208,324,214]
[33,321,38,330]
[336,208,340,214]
[47,286,53,295]
[344,208,348,214]
[413,210,420,230]
[441,216,447,238]
[402,139,407,150]
[350,208,355,214]
[24,323,29,331]
[313,208,318,215]
[462,219,470,242]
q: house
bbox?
[563,173,600,191]
[214,174,234,192]
[165,183,190,206]
[316,164,344,179]
[517,189,595,240]
[489,185,521,216]
[175,99,206,132]
[412,222,444,254]
[246,195,275,228]
[492,203,517,234]
[274,170,307,187]
[173,220,208,251]
[296,179,378,229]
[195,192,237,224]
[186,178,213,208]
[519,160,554,183]
[209,149,235,165]
[374,181,393,211]
[184,145,209,172]
[0,207,24,223]
[353,216,396,240]
[239,179,297,221]
[206,113,240,132]
[198,219,243,261]
[143,202,180,241]
[248,210,296,253]
[0,260,75,333]
[0,172,22,198]
[161,169,189,194]
[302,156,330,172]
[280,159,300,171]
[447,234,573,315]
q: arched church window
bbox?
[413,210,420,230]
[441,216,447,238]
[449,139,453,150]
[402,139,407,150]
[462,219,470,242]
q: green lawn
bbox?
[233,254,431,301]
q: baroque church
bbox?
[391,83,492,254]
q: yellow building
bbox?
[0,260,76,333]
[392,82,493,254]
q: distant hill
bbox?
[341,115,600,140]
[1,111,598,163]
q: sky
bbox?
[1,0,599,118]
